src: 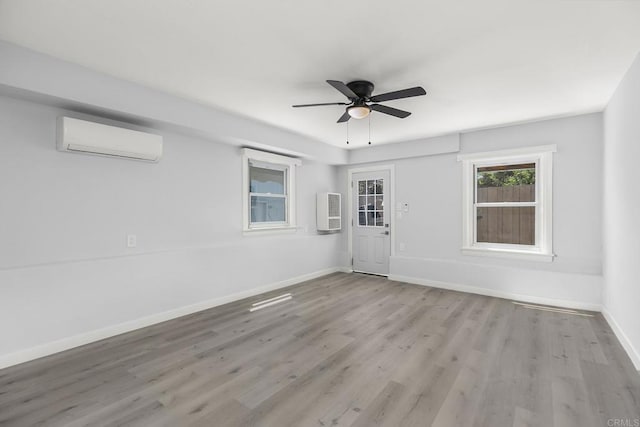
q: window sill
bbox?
[462,247,555,262]
[243,226,298,236]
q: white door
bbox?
[352,170,391,275]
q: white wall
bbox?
[340,113,604,309]
[348,134,460,164]
[603,53,640,369]
[0,95,343,367]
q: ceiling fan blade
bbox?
[292,102,349,107]
[369,86,426,103]
[337,111,351,123]
[370,104,411,118]
[327,80,358,99]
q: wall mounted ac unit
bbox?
[317,192,342,231]
[57,117,163,162]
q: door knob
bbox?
[381,231,389,235]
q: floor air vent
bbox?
[249,293,292,312]
[511,301,593,317]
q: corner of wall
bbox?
[601,307,640,371]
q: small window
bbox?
[250,166,287,224]
[458,145,555,261]
[242,148,300,232]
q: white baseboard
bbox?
[388,274,603,312]
[601,307,640,371]
[0,267,343,370]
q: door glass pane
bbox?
[476,206,535,245]
[367,180,375,194]
[476,163,535,203]
[356,177,385,227]
[358,180,366,195]
[375,211,384,226]
[359,196,367,211]
[251,196,286,223]
[359,211,366,226]
[250,166,285,194]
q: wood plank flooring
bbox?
[0,272,638,426]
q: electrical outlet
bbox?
[127,234,137,248]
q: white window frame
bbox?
[242,148,301,233]
[458,145,556,262]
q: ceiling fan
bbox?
[293,80,426,123]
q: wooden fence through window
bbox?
[476,184,535,245]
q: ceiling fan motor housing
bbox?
[346,80,375,100]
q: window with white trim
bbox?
[458,145,555,261]
[242,148,300,231]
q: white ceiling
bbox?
[1,1,639,149]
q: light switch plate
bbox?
[127,234,137,248]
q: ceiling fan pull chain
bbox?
[368,115,372,145]
[346,121,349,145]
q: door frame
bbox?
[347,164,396,272]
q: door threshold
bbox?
[353,271,389,278]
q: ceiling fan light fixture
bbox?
[347,105,371,119]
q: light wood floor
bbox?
[1,273,639,426]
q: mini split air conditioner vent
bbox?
[317,192,342,231]
[57,117,163,162]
